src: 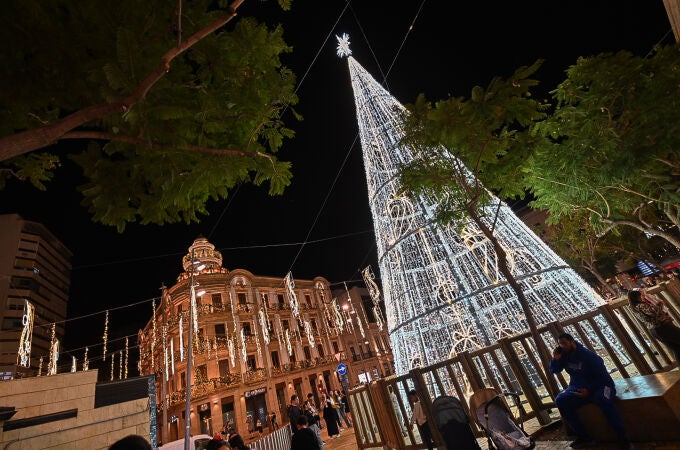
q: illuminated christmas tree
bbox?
[337,34,605,376]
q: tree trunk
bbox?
[466,203,560,397]
[581,261,618,297]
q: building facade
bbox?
[0,214,71,379]
[138,237,393,444]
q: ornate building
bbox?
[138,237,393,443]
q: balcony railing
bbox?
[164,373,241,409]
[243,368,267,384]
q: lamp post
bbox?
[184,252,205,450]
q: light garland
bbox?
[151,298,157,372]
[284,272,299,319]
[110,351,115,381]
[124,337,129,379]
[304,318,315,348]
[240,328,247,363]
[259,309,270,345]
[102,310,109,362]
[17,300,34,367]
[170,338,175,375]
[340,41,607,375]
[332,299,344,333]
[47,323,58,375]
[285,329,292,357]
[71,356,76,373]
[362,266,385,331]
[228,337,236,367]
[119,350,123,380]
[38,356,43,376]
[179,317,184,361]
[163,325,169,381]
[83,347,89,371]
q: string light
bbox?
[170,338,175,375]
[228,337,236,367]
[124,337,129,379]
[71,356,76,373]
[102,310,109,362]
[47,323,59,375]
[151,298,157,372]
[119,350,123,380]
[259,309,270,345]
[38,356,43,376]
[362,266,385,331]
[285,329,292,356]
[284,272,299,319]
[83,347,89,371]
[340,40,606,375]
[110,351,115,381]
[17,300,34,367]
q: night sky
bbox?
[0,1,673,369]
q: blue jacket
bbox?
[549,342,615,395]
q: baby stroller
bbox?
[469,388,534,450]
[431,395,482,450]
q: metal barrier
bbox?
[346,280,680,449]
[247,424,292,450]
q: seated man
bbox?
[548,332,632,450]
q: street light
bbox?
[184,255,205,450]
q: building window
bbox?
[359,345,365,358]
[282,320,289,331]
[289,351,296,362]
[383,362,391,376]
[317,344,325,357]
[177,304,183,316]
[375,337,383,352]
[382,335,391,351]
[242,322,252,336]
[311,319,318,332]
[304,294,312,307]
[215,324,226,337]
[350,347,357,361]
[247,355,256,371]
[332,341,339,353]
[180,372,186,389]
[237,293,247,304]
[212,293,223,308]
[303,346,311,360]
[218,359,230,376]
[271,351,280,367]
[277,294,285,306]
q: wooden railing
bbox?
[348,280,680,449]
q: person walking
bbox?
[320,393,341,439]
[549,332,633,450]
[255,416,263,436]
[334,390,352,429]
[408,389,433,450]
[303,399,325,448]
[271,411,279,430]
[628,289,680,366]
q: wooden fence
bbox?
[347,280,680,449]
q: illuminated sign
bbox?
[245,387,266,398]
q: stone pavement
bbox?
[319,418,680,450]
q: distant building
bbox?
[0,214,72,379]
[138,237,393,443]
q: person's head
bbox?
[307,392,314,400]
[296,415,309,430]
[320,393,327,402]
[557,332,577,354]
[628,289,643,304]
[109,435,151,450]
[408,389,418,402]
[291,394,299,405]
[206,438,229,450]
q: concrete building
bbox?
[138,237,393,444]
[0,214,72,379]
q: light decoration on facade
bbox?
[170,339,175,375]
[339,35,606,375]
[284,272,299,319]
[345,282,366,338]
[71,356,76,372]
[163,325,169,380]
[47,323,59,375]
[38,356,43,376]
[102,310,109,362]
[228,337,236,367]
[275,314,286,358]
[285,329,292,356]
[151,298,157,372]
[362,266,385,331]
[304,317,315,348]
[255,322,263,361]
[259,309,270,345]
[240,328,247,363]
[179,317,184,362]
[17,300,34,367]
[190,283,199,344]
[83,347,89,371]
[124,337,129,379]
[332,299,345,333]
[119,350,123,379]
[110,351,115,381]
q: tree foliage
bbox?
[0,0,297,231]
[528,45,680,247]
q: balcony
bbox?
[164,373,241,409]
[243,368,267,385]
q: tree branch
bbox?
[0,0,245,163]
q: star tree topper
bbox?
[336,33,352,57]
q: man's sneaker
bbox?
[569,437,596,448]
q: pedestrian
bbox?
[287,394,303,435]
[339,390,353,427]
[109,435,151,450]
[548,332,632,450]
[333,390,351,429]
[246,414,254,437]
[271,411,279,430]
[320,393,341,439]
[628,289,680,365]
[303,399,325,448]
[255,416,263,436]
[227,431,250,450]
[408,389,433,450]
[206,436,229,450]
[290,415,322,450]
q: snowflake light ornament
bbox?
[336,33,352,57]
